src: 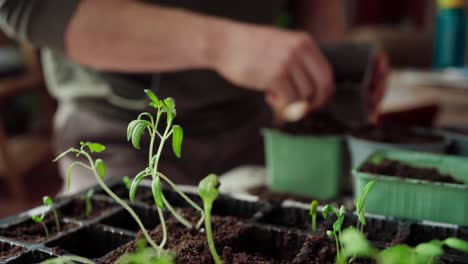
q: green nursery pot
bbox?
[353,150,468,226]
[263,128,343,200]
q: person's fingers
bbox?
[290,59,316,100]
[265,73,298,114]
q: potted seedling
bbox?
[353,150,468,225]
[31,196,61,239]
[347,125,448,168]
[263,112,346,199]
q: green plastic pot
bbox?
[347,134,448,169]
[263,128,343,200]
[353,150,468,226]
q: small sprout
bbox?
[354,180,375,232]
[309,200,319,232]
[123,176,132,190]
[198,174,222,264]
[116,240,175,264]
[32,215,49,238]
[85,189,94,218]
[43,196,61,232]
[323,204,346,262]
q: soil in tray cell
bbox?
[99,206,159,232]
[279,112,346,135]
[0,241,25,262]
[59,197,117,220]
[6,250,57,264]
[360,159,465,185]
[100,209,374,264]
[352,126,443,144]
[46,225,134,260]
[0,215,78,244]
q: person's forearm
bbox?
[294,0,346,43]
[66,0,228,72]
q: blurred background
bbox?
[1,0,467,217]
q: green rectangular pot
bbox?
[263,128,343,200]
[353,150,468,226]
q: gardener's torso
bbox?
[43,0,287,134]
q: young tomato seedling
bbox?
[31,196,60,239]
[116,239,175,264]
[309,200,319,232]
[31,215,49,239]
[323,204,346,262]
[354,180,375,232]
[54,142,162,254]
[198,174,222,264]
[126,90,204,248]
[84,189,94,218]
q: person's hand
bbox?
[212,23,335,121]
[368,52,389,123]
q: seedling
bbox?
[84,189,94,218]
[44,196,61,232]
[309,200,319,232]
[339,227,468,264]
[117,239,175,264]
[198,174,222,264]
[54,142,162,254]
[40,256,95,264]
[31,215,49,239]
[323,204,346,261]
[354,180,375,232]
[123,176,132,190]
[126,90,204,248]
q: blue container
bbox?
[433,0,466,69]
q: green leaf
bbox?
[66,165,74,192]
[326,230,334,238]
[379,245,413,264]
[86,143,106,153]
[122,176,131,190]
[341,228,376,258]
[131,121,149,149]
[43,196,53,206]
[172,125,183,158]
[163,98,175,110]
[322,204,335,219]
[32,215,43,223]
[444,238,468,253]
[333,216,345,233]
[95,159,106,179]
[198,174,220,206]
[127,120,140,141]
[130,170,149,203]
[309,200,319,216]
[152,177,164,209]
[415,242,444,258]
[144,89,159,103]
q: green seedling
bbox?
[43,196,61,232]
[31,215,49,239]
[126,90,204,248]
[339,228,468,264]
[84,189,94,218]
[198,174,222,264]
[54,142,162,254]
[323,204,346,262]
[40,256,95,264]
[309,200,319,232]
[117,240,175,264]
[354,180,375,232]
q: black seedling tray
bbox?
[1,180,467,263]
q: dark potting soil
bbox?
[360,159,465,185]
[59,198,117,220]
[99,209,373,264]
[280,112,346,135]
[352,126,443,144]
[0,242,25,261]
[0,214,78,243]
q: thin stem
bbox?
[157,207,168,248]
[81,151,162,254]
[158,172,205,229]
[204,205,222,264]
[41,222,49,239]
[312,214,317,232]
[162,196,193,229]
[51,207,61,232]
[334,233,341,261]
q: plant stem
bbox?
[41,222,49,239]
[334,233,341,261]
[51,207,61,232]
[162,196,193,229]
[158,172,205,229]
[157,207,167,248]
[82,152,162,254]
[204,204,222,264]
[312,214,317,232]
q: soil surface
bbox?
[280,112,346,135]
[0,214,78,243]
[99,209,373,264]
[360,159,465,185]
[59,197,117,220]
[0,242,25,261]
[352,126,443,144]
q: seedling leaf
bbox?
[198,174,220,205]
[95,159,106,179]
[152,177,164,209]
[341,228,376,257]
[130,170,148,203]
[87,143,106,153]
[131,121,149,149]
[414,242,444,258]
[310,200,319,216]
[43,196,53,206]
[144,89,159,103]
[322,205,335,219]
[32,215,43,223]
[127,120,140,141]
[123,176,131,190]
[172,125,183,158]
[444,238,468,253]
